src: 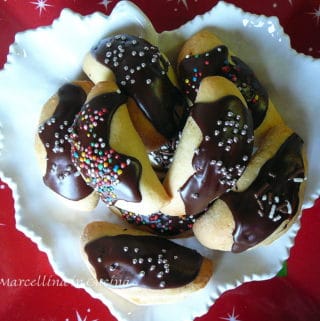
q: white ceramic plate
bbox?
[1,1,320,320]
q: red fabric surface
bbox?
[1,1,320,320]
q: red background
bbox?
[1,1,320,320]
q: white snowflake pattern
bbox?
[168,0,190,10]
[65,310,98,321]
[308,5,320,26]
[177,0,189,9]
[220,307,241,321]
[30,0,53,15]
[99,0,112,10]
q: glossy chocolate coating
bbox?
[85,234,203,289]
[38,83,93,200]
[180,96,254,215]
[179,45,268,129]
[148,134,180,176]
[119,208,202,236]
[71,92,142,205]
[221,133,305,253]
[91,34,188,140]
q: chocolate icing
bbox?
[119,208,201,236]
[180,96,254,215]
[91,34,188,140]
[38,83,93,201]
[148,134,180,176]
[84,234,203,289]
[220,133,305,253]
[71,92,142,205]
[179,45,268,129]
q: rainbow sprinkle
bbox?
[70,102,131,206]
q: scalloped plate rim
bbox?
[0,1,319,321]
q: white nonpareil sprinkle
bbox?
[286,200,293,214]
[268,204,276,219]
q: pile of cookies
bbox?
[35,30,307,304]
